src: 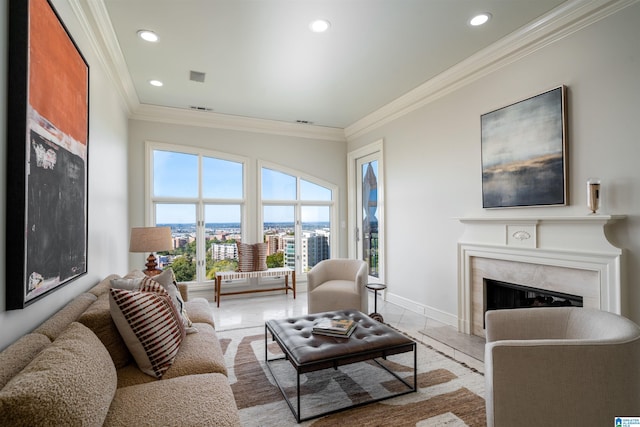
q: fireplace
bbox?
[484,279,583,322]
[457,215,624,337]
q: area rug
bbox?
[217,326,486,426]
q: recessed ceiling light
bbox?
[470,13,491,26]
[137,30,158,42]
[149,80,163,87]
[309,19,330,33]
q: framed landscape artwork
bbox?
[6,0,89,309]
[481,86,567,209]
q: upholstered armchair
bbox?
[307,259,368,314]
[484,307,640,427]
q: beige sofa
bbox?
[485,307,640,427]
[0,273,241,426]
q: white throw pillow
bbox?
[110,277,143,291]
[109,270,147,290]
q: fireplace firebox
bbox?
[484,279,583,315]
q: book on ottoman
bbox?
[312,317,356,338]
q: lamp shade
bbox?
[129,227,173,253]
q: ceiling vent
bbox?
[189,70,206,83]
[189,105,213,112]
[296,120,313,124]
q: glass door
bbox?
[356,154,381,279]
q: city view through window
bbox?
[155,220,331,283]
[150,148,333,282]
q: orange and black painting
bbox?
[6,0,89,309]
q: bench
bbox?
[214,267,296,307]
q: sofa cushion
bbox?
[0,333,51,390]
[33,293,97,340]
[109,280,186,379]
[309,279,362,311]
[87,273,122,297]
[161,322,227,377]
[105,373,241,427]
[78,293,132,368]
[0,322,117,427]
[115,322,227,388]
[177,282,189,301]
[184,297,215,327]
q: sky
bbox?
[481,87,564,169]
[153,151,332,223]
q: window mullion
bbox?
[195,203,204,283]
[297,202,303,272]
[196,155,205,283]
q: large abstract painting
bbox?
[6,0,89,309]
[481,86,567,209]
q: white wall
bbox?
[0,0,130,350]
[126,120,349,269]
[3,2,637,352]
[348,3,640,325]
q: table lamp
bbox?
[129,226,173,276]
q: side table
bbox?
[366,283,387,322]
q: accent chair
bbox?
[307,259,368,314]
[484,307,640,427]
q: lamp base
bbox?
[143,253,163,277]
[143,268,163,277]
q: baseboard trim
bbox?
[386,292,458,328]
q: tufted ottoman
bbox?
[265,309,416,422]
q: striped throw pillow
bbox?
[237,242,254,272]
[141,270,196,334]
[109,280,186,379]
[253,242,268,271]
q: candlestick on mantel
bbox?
[587,178,601,214]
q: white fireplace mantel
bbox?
[456,215,625,335]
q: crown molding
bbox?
[73,0,637,143]
[73,1,345,142]
[131,104,347,142]
[344,0,639,141]
[68,0,139,114]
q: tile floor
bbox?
[194,289,486,373]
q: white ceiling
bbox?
[101,0,570,130]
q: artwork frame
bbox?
[6,0,89,309]
[481,86,567,209]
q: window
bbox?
[261,165,335,274]
[204,204,242,279]
[148,143,245,283]
[146,143,337,283]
